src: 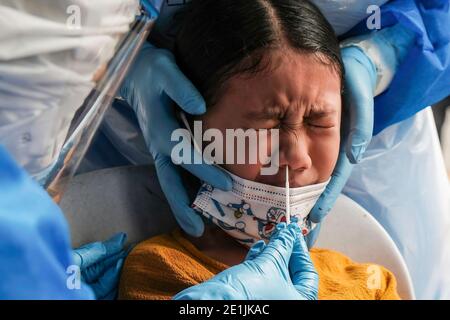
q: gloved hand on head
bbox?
[308,43,378,230]
[120,43,232,238]
[309,22,416,230]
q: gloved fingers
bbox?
[82,246,133,283]
[289,234,319,300]
[72,242,106,269]
[89,258,124,300]
[342,47,375,164]
[154,49,206,116]
[344,93,374,165]
[305,223,322,249]
[309,150,353,223]
[173,280,245,300]
[102,232,128,258]
[72,233,127,269]
[257,223,299,268]
[154,154,205,237]
[81,250,128,284]
[245,240,266,261]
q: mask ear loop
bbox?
[179,111,202,152]
[178,111,227,171]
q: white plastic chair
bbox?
[316,194,415,300]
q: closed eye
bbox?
[305,113,337,129]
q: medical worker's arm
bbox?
[0,146,129,299]
[311,6,423,224]
[309,22,417,225]
[173,223,318,300]
[0,146,94,299]
[342,0,450,134]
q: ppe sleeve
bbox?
[343,0,450,135]
[0,146,95,299]
[341,23,416,96]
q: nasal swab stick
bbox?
[285,166,290,225]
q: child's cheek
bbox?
[222,163,262,181]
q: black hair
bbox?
[174,0,344,106]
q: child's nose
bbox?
[278,131,312,172]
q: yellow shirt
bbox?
[119,229,400,300]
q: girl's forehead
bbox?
[216,51,342,115]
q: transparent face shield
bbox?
[46,15,156,202]
[45,11,162,204]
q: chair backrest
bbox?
[60,165,177,247]
[60,165,415,300]
[316,194,415,300]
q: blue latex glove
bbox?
[72,233,128,300]
[305,222,322,249]
[307,45,378,242]
[173,223,318,300]
[120,43,232,237]
[309,23,415,236]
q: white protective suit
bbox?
[0,0,139,180]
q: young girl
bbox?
[119,0,400,300]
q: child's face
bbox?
[199,49,342,188]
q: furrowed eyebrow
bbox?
[244,103,338,120]
[245,106,284,120]
[307,110,338,117]
[305,102,339,117]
